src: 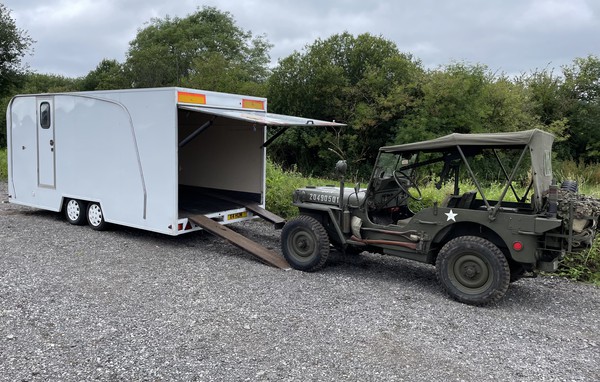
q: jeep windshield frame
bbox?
[378,129,555,213]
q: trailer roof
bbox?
[380,129,554,153]
[179,105,345,127]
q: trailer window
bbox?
[40,102,51,129]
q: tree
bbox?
[268,32,423,177]
[0,4,34,97]
[125,6,271,89]
[0,4,34,146]
[183,51,268,96]
[20,73,80,94]
[561,55,600,162]
[79,59,129,91]
[396,63,543,146]
[519,56,600,162]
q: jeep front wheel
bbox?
[281,215,330,272]
[436,236,510,306]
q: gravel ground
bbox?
[1,181,599,381]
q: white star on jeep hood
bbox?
[445,209,457,222]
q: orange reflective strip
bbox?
[242,99,265,110]
[178,91,206,105]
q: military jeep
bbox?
[281,129,600,305]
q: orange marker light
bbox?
[242,99,265,110]
[178,91,206,105]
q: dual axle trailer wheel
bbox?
[64,199,108,231]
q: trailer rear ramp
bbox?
[187,214,291,270]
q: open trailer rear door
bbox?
[178,105,346,147]
[178,105,343,126]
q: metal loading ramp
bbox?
[187,214,291,270]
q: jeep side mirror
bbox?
[335,160,347,177]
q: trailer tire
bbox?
[87,202,108,231]
[281,215,330,272]
[436,236,510,306]
[64,199,87,225]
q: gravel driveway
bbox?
[1,181,599,381]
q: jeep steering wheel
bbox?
[393,170,422,201]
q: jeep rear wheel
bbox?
[436,236,510,306]
[281,215,330,272]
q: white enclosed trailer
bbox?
[6,87,341,254]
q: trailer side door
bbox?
[37,97,55,188]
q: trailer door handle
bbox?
[49,139,54,146]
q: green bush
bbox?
[0,148,7,180]
[266,159,336,219]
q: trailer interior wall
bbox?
[177,108,265,215]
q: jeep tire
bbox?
[281,215,330,272]
[436,236,510,306]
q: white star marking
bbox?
[445,209,458,222]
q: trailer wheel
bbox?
[436,236,510,306]
[87,202,108,231]
[281,215,330,272]
[64,199,87,225]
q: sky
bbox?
[3,0,600,79]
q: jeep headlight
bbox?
[293,190,304,203]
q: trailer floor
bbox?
[178,192,242,216]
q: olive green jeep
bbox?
[281,129,600,305]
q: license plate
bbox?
[228,211,248,220]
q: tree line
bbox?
[1,5,599,179]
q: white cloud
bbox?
[517,0,594,28]
[3,0,600,78]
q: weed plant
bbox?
[558,237,600,286]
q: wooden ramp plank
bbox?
[188,214,290,270]
[245,203,286,229]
